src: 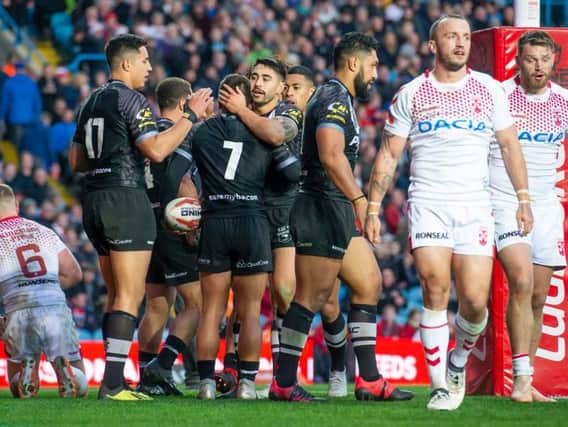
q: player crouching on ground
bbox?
[0,184,88,398]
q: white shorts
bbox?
[408,203,494,256]
[494,200,566,269]
[3,305,81,362]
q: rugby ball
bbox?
[164,197,201,232]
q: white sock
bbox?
[512,354,531,377]
[420,307,449,391]
[450,310,488,369]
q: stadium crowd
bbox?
[0,0,518,339]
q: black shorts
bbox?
[82,188,156,256]
[266,204,294,249]
[198,214,272,275]
[290,193,359,260]
[146,226,199,286]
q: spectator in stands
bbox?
[50,108,76,179]
[377,304,400,338]
[27,167,54,205]
[12,151,35,196]
[0,63,42,150]
[37,65,62,116]
[399,309,421,341]
[0,162,17,187]
[21,111,53,169]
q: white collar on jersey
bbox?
[514,75,551,102]
[426,68,471,91]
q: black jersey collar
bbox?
[328,78,353,100]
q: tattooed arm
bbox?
[364,130,407,245]
[219,84,299,145]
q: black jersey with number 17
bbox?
[191,114,274,217]
[73,80,159,191]
[300,78,360,202]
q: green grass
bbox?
[0,385,565,427]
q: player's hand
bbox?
[365,214,382,246]
[516,203,533,236]
[352,199,368,238]
[219,84,248,114]
[187,88,214,120]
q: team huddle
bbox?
[0,13,566,410]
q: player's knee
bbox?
[461,297,488,318]
[508,272,533,299]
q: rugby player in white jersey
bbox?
[489,30,568,403]
[365,14,533,410]
[0,184,87,398]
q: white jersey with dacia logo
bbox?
[490,77,568,204]
[0,216,68,314]
[385,69,514,206]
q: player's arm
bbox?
[218,85,297,145]
[365,130,407,245]
[137,89,213,162]
[271,144,301,183]
[58,248,82,288]
[69,142,89,172]
[495,125,533,235]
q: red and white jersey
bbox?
[385,69,514,205]
[0,216,67,313]
[490,77,568,203]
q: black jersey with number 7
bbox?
[191,114,274,217]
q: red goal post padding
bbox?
[467,27,568,397]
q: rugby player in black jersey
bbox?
[193,74,300,400]
[136,77,203,397]
[69,34,212,401]
[269,33,414,402]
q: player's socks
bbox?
[323,313,347,372]
[198,360,216,381]
[239,360,259,382]
[102,312,110,340]
[138,351,157,379]
[420,308,449,390]
[512,354,531,377]
[276,302,314,388]
[102,311,137,389]
[348,304,380,381]
[224,352,238,371]
[450,310,488,368]
[271,311,285,367]
[158,335,186,370]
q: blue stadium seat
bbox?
[50,12,73,49]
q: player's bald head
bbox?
[0,184,17,216]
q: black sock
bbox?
[102,312,110,341]
[349,304,380,382]
[276,302,314,388]
[103,311,136,389]
[233,322,240,355]
[323,313,347,372]
[239,360,259,382]
[224,352,238,371]
[138,351,157,379]
[198,360,215,381]
[271,312,284,368]
[158,334,186,370]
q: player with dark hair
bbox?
[366,16,531,410]
[218,58,303,396]
[267,32,413,402]
[136,77,203,397]
[490,30,567,403]
[0,184,87,399]
[285,65,349,397]
[193,73,300,400]
[69,33,212,400]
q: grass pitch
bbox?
[0,385,565,427]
